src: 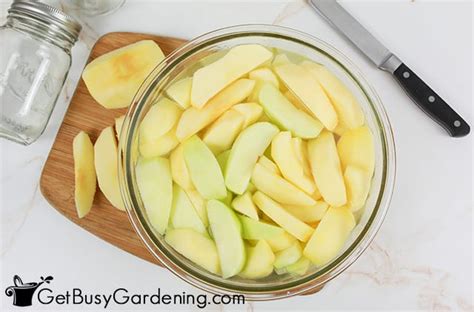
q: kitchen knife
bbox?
[308,0,470,137]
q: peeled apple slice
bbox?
[303,206,356,266]
[231,103,263,128]
[337,125,375,175]
[165,228,220,275]
[183,136,227,200]
[73,131,96,218]
[292,137,312,177]
[225,122,279,194]
[248,67,279,102]
[176,79,255,141]
[82,40,164,109]
[266,231,296,252]
[232,192,259,220]
[136,157,173,234]
[139,126,179,158]
[170,185,206,234]
[94,127,125,210]
[284,201,328,223]
[207,200,246,278]
[191,44,272,108]
[239,240,275,279]
[272,53,290,67]
[239,215,284,240]
[166,77,192,109]
[185,189,208,226]
[285,257,311,276]
[257,155,281,176]
[344,165,371,211]
[202,110,245,154]
[169,144,194,190]
[273,241,302,269]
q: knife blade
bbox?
[308,0,470,137]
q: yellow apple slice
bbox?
[176,79,255,141]
[169,144,194,190]
[266,231,297,252]
[165,228,220,275]
[136,157,173,234]
[291,137,312,177]
[271,132,316,194]
[202,110,245,154]
[272,53,290,67]
[275,63,338,130]
[301,61,365,130]
[308,131,346,207]
[257,155,281,175]
[139,125,179,158]
[184,188,208,226]
[82,40,164,109]
[239,240,275,279]
[248,67,280,102]
[337,125,375,175]
[166,77,192,109]
[273,241,302,269]
[344,165,371,211]
[232,192,259,220]
[284,90,311,115]
[251,163,316,206]
[170,185,206,234]
[114,115,125,140]
[94,127,125,210]
[73,131,96,218]
[231,103,263,128]
[283,201,328,223]
[183,135,227,200]
[285,257,311,276]
[191,44,272,108]
[253,192,314,242]
[139,98,181,139]
[303,206,355,266]
[225,122,279,194]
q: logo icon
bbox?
[5,275,53,307]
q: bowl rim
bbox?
[118,24,396,301]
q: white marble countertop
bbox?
[1,0,472,311]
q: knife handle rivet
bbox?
[428,96,435,103]
[403,72,410,78]
[454,120,461,127]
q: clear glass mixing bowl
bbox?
[119,25,396,300]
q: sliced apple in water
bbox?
[251,163,316,206]
[183,136,227,200]
[202,110,244,154]
[248,67,279,102]
[273,241,302,269]
[291,137,312,177]
[259,83,323,139]
[169,144,194,191]
[308,131,347,207]
[176,79,255,141]
[73,131,96,218]
[344,165,371,212]
[239,240,275,279]
[191,44,272,108]
[94,127,125,210]
[301,61,365,130]
[274,63,338,130]
[216,150,230,173]
[82,40,164,109]
[285,257,311,276]
[257,155,281,175]
[232,192,259,220]
[166,77,192,109]
[304,206,355,266]
[272,53,290,67]
[170,185,206,234]
[185,188,208,226]
[337,125,375,175]
[253,192,314,242]
[207,200,246,278]
[231,103,263,128]
[139,125,179,158]
[239,215,284,240]
[284,201,329,223]
[225,122,279,194]
[266,231,297,252]
[271,131,316,194]
[165,228,220,275]
[284,90,311,115]
[136,157,173,234]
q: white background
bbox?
[0,0,472,311]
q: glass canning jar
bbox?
[0,1,81,145]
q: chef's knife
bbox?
[308,0,470,137]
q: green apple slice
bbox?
[166,77,192,109]
[136,157,173,234]
[183,135,227,200]
[273,241,302,269]
[170,185,206,234]
[225,122,279,194]
[184,188,208,226]
[170,144,194,191]
[239,215,284,240]
[165,228,220,275]
[285,257,311,276]
[202,110,245,154]
[238,240,275,279]
[207,200,246,278]
[232,192,259,220]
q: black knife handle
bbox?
[393,63,470,137]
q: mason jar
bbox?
[0,1,81,145]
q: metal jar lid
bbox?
[7,0,82,45]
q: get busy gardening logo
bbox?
[4,274,245,309]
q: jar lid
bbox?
[8,0,82,44]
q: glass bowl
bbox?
[118,24,396,300]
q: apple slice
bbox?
[284,90,311,115]
[231,103,263,128]
[202,110,245,154]
[344,166,371,212]
[183,136,227,200]
[271,132,316,194]
[191,44,272,108]
[165,228,220,275]
[169,144,194,190]
[272,53,290,67]
[248,67,279,102]
[266,231,296,252]
[94,127,125,210]
[291,137,312,177]
[216,150,230,173]
[207,200,246,278]
[284,201,329,223]
[257,155,281,175]
[285,257,311,276]
[114,115,125,140]
[136,157,173,234]
[139,125,179,158]
[301,61,365,130]
[239,215,284,240]
[303,206,355,266]
[225,122,279,194]
[232,192,259,220]
[73,131,96,218]
[176,79,255,141]
[337,125,375,175]
[184,189,208,226]
[259,83,323,139]
[239,240,275,279]
[170,185,207,234]
[251,163,316,206]
[166,77,192,109]
[308,131,347,207]
[253,192,314,242]
[273,241,302,269]
[82,40,164,109]
[274,63,338,130]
